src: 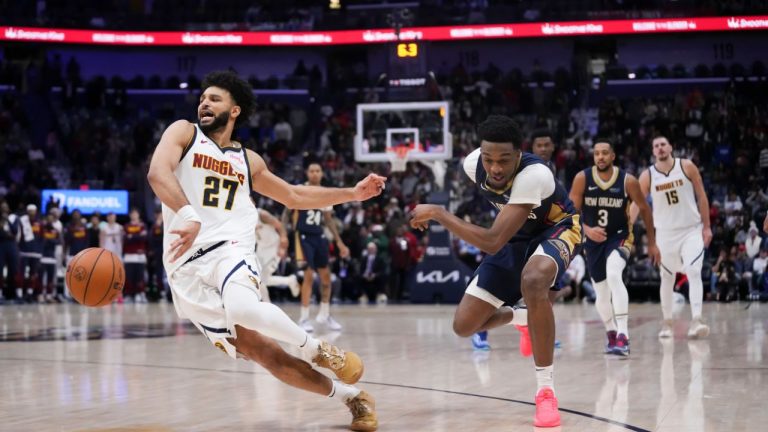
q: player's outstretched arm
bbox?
[147,120,201,262]
[409,203,532,255]
[246,149,386,209]
[626,174,660,265]
[682,159,712,247]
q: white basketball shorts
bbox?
[169,240,262,359]
[656,224,705,274]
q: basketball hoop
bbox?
[386,145,412,173]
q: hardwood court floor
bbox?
[0,301,766,431]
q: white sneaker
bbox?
[316,315,343,331]
[358,295,369,304]
[687,317,710,339]
[658,319,674,339]
[287,275,300,298]
[376,293,388,304]
[299,318,314,333]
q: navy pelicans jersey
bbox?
[162,124,260,274]
[581,166,633,243]
[292,190,331,236]
[464,150,578,243]
[649,158,701,230]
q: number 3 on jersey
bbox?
[597,209,609,227]
[202,176,239,210]
[305,209,322,226]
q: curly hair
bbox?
[531,128,553,142]
[477,115,523,148]
[201,70,255,128]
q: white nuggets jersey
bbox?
[162,124,259,274]
[649,158,701,230]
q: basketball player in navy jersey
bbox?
[570,140,659,356]
[410,115,581,427]
[285,162,349,333]
[472,128,562,352]
[148,71,383,430]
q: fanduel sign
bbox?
[42,189,129,215]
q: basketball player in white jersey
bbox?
[255,208,300,301]
[635,135,711,339]
[147,71,384,431]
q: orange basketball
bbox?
[66,247,125,307]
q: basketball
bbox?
[66,247,125,307]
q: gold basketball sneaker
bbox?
[312,341,364,384]
[346,390,378,431]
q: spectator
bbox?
[0,201,19,301]
[723,190,743,229]
[713,248,737,302]
[99,212,123,260]
[388,224,418,302]
[358,242,387,304]
[147,209,166,300]
[123,208,148,303]
[39,211,61,303]
[18,203,42,302]
[751,249,768,299]
[745,222,762,259]
[734,245,753,298]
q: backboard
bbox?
[354,101,451,163]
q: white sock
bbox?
[299,333,321,359]
[328,381,361,403]
[317,302,330,320]
[224,282,310,347]
[593,280,617,332]
[300,306,310,321]
[659,269,675,320]
[509,305,528,327]
[607,251,629,336]
[686,269,704,320]
[535,364,554,393]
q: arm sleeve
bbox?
[506,164,556,208]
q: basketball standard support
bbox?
[354,100,467,303]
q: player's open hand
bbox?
[353,173,387,201]
[169,220,201,263]
[764,214,768,234]
[338,243,350,259]
[702,226,713,248]
[648,243,661,267]
[409,204,441,231]
[584,225,607,243]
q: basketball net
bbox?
[386,144,419,173]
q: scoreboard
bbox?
[387,41,430,100]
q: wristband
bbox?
[177,205,202,223]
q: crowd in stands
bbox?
[1,50,768,305]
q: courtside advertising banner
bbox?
[41,189,129,215]
[1,15,767,46]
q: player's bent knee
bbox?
[521,271,551,301]
[452,319,476,338]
